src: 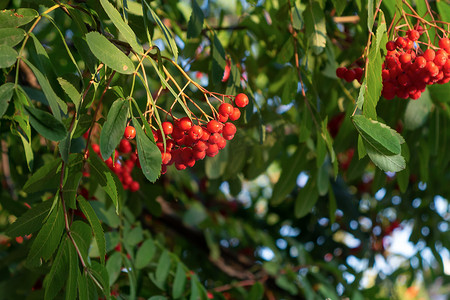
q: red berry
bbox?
[222,122,236,136]
[407,30,420,41]
[217,136,227,148]
[193,150,206,160]
[235,93,249,107]
[218,114,228,123]
[439,38,450,49]
[92,143,100,154]
[343,68,355,82]
[423,49,435,62]
[200,129,210,141]
[194,140,208,152]
[386,41,396,51]
[161,152,171,165]
[426,61,439,77]
[119,139,132,154]
[219,103,234,116]
[209,133,221,144]
[399,53,412,64]
[395,37,407,49]
[130,181,140,192]
[434,53,447,67]
[124,126,136,140]
[336,67,347,78]
[162,121,173,135]
[415,56,426,68]
[229,107,241,121]
[177,117,193,131]
[354,67,363,82]
[207,120,222,133]
[188,125,203,141]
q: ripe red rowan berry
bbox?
[162,121,173,135]
[219,103,234,116]
[124,126,136,140]
[235,93,249,107]
[177,117,193,131]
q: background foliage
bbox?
[0,0,449,299]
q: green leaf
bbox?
[143,0,178,61]
[122,254,137,299]
[5,200,53,237]
[27,201,65,267]
[271,147,307,205]
[99,0,142,54]
[90,261,110,296]
[77,270,89,300]
[24,105,67,141]
[18,132,34,171]
[304,2,326,55]
[352,115,402,156]
[363,139,406,172]
[70,221,92,264]
[100,98,129,160]
[155,250,171,288]
[57,76,82,112]
[437,1,450,22]
[248,282,264,300]
[205,144,229,179]
[0,82,14,118]
[133,117,162,182]
[295,180,319,218]
[23,158,61,193]
[187,0,204,39]
[88,150,119,213]
[23,58,66,120]
[404,89,432,130]
[317,162,329,196]
[173,262,187,299]
[66,240,78,300]
[0,27,25,47]
[330,0,347,16]
[106,251,122,285]
[357,135,367,159]
[124,226,143,247]
[0,45,17,68]
[86,31,134,74]
[44,238,69,300]
[368,0,374,31]
[78,197,106,264]
[211,34,226,85]
[0,8,38,27]
[363,21,385,119]
[356,79,366,110]
[135,238,156,269]
[292,0,304,30]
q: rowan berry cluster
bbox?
[151,93,248,174]
[381,30,450,100]
[90,139,141,192]
[336,66,364,83]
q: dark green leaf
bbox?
[352,115,402,155]
[0,27,25,47]
[330,0,347,16]
[24,105,67,141]
[404,89,432,130]
[44,238,69,300]
[172,262,186,299]
[133,117,162,182]
[0,45,17,68]
[122,254,137,299]
[248,282,264,300]
[437,1,450,22]
[63,160,83,209]
[143,0,178,61]
[86,31,134,74]
[90,261,110,296]
[295,180,319,218]
[57,76,82,112]
[304,2,326,55]
[88,151,119,213]
[0,8,38,27]
[368,0,374,31]
[106,251,122,285]
[124,226,143,247]
[66,240,78,300]
[18,132,34,171]
[77,270,89,300]
[23,158,61,193]
[135,238,156,269]
[0,82,14,118]
[271,147,307,205]
[211,34,226,85]
[6,200,53,237]
[205,143,228,179]
[78,197,106,264]
[292,1,304,30]
[100,99,129,160]
[27,201,65,267]
[155,250,171,287]
[70,221,92,264]
[23,58,66,120]
[100,0,142,54]
[363,139,406,172]
[187,0,204,39]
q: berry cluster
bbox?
[381,31,450,100]
[153,93,248,174]
[336,66,364,83]
[90,139,141,192]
